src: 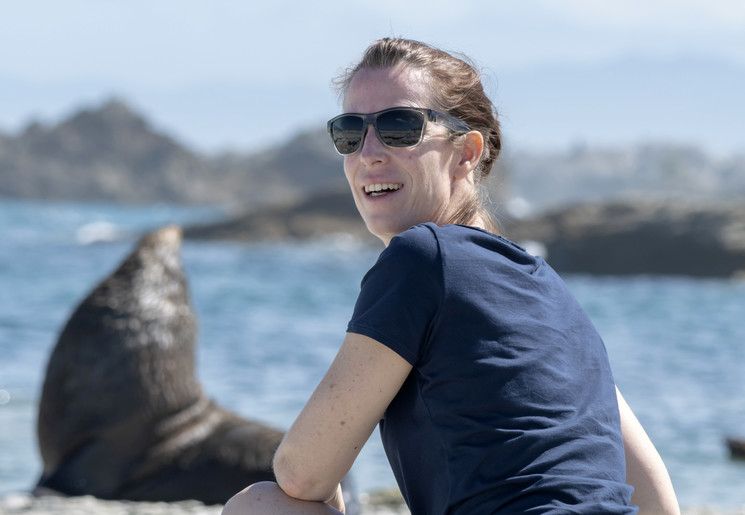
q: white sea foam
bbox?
[75,221,127,245]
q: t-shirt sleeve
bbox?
[347,225,443,366]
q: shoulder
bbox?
[381,223,539,273]
[361,224,445,288]
[384,222,487,256]
[381,223,441,264]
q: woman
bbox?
[223,38,679,514]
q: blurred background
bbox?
[2,0,744,155]
[1,0,744,511]
[2,0,744,217]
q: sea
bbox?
[0,198,744,509]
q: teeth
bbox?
[364,183,402,194]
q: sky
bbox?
[1,0,744,155]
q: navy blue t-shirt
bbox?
[348,224,635,514]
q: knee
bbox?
[221,481,283,515]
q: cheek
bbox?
[342,158,356,185]
[416,158,453,195]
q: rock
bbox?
[185,193,745,278]
[504,198,745,277]
[725,437,745,459]
[184,188,374,242]
[0,98,345,207]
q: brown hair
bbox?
[334,38,502,233]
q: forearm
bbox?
[272,333,411,502]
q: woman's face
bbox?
[342,66,466,246]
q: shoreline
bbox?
[0,491,411,515]
[1,493,743,515]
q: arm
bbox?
[616,387,680,515]
[273,332,413,504]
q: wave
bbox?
[75,221,133,245]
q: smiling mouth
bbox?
[364,183,403,197]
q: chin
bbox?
[365,220,413,244]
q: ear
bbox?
[454,130,484,179]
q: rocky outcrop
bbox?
[184,188,373,242]
[0,100,213,204]
[725,437,745,459]
[504,198,745,277]
[184,193,745,278]
[0,98,345,207]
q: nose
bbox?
[359,124,387,163]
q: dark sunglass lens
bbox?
[376,110,425,147]
[331,116,364,154]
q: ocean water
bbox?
[0,199,744,509]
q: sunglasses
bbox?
[327,107,471,155]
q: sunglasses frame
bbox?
[326,107,472,155]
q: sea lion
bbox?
[36,226,358,509]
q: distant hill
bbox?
[1,98,744,215]
[0,98,345,207]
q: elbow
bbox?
[273,448,337,502]
[273,464,310,501]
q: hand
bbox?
[326,484,345,513]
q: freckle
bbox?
[340,420,346,426]
[329,383,337,389]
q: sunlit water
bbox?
[1,199,744,508]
